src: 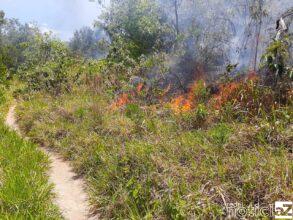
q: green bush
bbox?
[17,35,74,93]
[261,35,292,104]
[99,0,175,63]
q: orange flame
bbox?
[110,93,130,110]
[209,72,259,110]
[247,71,259,81]
[209,82,239,110]
[136,83,144,93]
[170,95,193,113]
[110,83,144,110]
[170,80,206,113]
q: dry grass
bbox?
[16,83,293,219]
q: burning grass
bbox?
[15,77,293,219]
[170,95,193,113]
[109,71,288,131]
[166,71,284,122]
[110,83,146,110]
[110,93,131,110]
[170,80,207,113]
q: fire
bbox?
[247,71,259,81]
[170,95,193,113]
[110,71,259,112]
[210,82,240,110]
[110,93,130,110]
[136,83,144,93]
[209,72,259,110]
[170,80,205,113]
[110,83,145,110]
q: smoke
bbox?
[100,0,292,92]
[154,0,293,90]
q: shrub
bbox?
[18,35,73,93]
[125,103,144,121]
[99,0,176,63]
[261,36,292,104]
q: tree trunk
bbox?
[253,0,264,71]
[174,0,179,34]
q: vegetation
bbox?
[16,70,292,219]
[69,26,107,59]
[0,90,61,219]
[0,1,292,219]
[99,0,175,63]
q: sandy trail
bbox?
[5,105,19,132]
[5,105,96,220]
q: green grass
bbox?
[0,88,61,219]
[16,86,293,219]
[0,86,12,121]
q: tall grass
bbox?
[16,86,293,219]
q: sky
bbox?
[0,0,105,40]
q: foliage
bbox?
[208,123,232,145]
[0,89,60,219]
[262,37,292,80]
[173,103,208,129]
[18,34,74,93]
[98,0,176,63]
[260,35,292,105]
[0,11,4,25]
[0,14,74,93]
[0,124,61,219]
[0,18,40,75]
[69,26,107,59]
[16,77,293,218]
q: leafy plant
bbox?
[261,36,292,103]
[98,0,175,63]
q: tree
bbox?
[0,18,40,75]
[250,0,265,71]
[98,0,176,63]
[69,26,107,59]
[0,11,4,25]
[174,0,180,34]
[19,33,72,93]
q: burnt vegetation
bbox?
[0,0,293,219]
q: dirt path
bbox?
[5,105,19,132]
[6,105,96,220]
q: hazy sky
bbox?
[0,0,104,40]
